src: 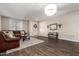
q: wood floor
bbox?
[7,36,79,56]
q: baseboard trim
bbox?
[37,36,79,43]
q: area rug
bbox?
[6,37,44,54]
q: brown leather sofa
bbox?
[13,30,30,40]
[13,31,21,38]
[13,30,27,37]
[0,31,20,53]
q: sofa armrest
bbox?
[5,37,20,42]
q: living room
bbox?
[0,3,79,56]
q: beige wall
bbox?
[39,11,79,42]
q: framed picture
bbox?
[33,24,37,29]
[50,24,57,30]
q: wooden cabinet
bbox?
[48,32,58,39]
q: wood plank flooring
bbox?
[7,36,79,56]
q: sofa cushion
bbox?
[3,31,15,38]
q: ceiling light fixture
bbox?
[45,4,57,16]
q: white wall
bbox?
[39,17,60,37]
[39,21,48,37]
[59,11,79,42]
[29,21,39,36]
[39,11,79,42]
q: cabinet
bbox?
[48,32,58,39]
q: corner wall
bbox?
[39,11,79,42]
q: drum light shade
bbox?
[45,4,57,16]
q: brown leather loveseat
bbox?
[0,31,20,53]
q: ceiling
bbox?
[0,3,79,21]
